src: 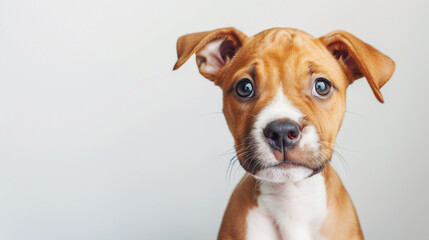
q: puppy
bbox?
[173,27,395,240]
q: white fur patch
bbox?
[255,166,313,183]
[246,174,328,240]
[253,89,303,130]
[246,207,281,240]
[299,125,320,151]
[251,89,320,182]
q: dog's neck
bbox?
[255,172,328,240]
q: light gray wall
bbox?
[0,0,428,239]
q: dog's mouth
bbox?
[238,151,330,182]
[269,144,329,173]
[244,153,329,174]
[236,131,331,182]
[265,159,329,176]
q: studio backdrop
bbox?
[0,0,428,239]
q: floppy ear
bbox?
[173,27,247,83]
[319,31,395,103]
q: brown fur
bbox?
[174,27,394,239]
[218,174,258,240]
[218,166,363,239]
[321,165,364,239]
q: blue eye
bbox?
[236,78,254,98]
[313,78,332,97]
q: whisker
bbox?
[318,144,350,175]
[236,173,250,189]
[345,110,367,120]
[197,111,224,118]
[319,141,354,152]
[226,155,239,182]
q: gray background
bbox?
[0,0,428,239]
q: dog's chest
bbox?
[246,174,328,240]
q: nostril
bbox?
[271,132,279,140]
[263,126,276,139]
[287,131,299,139]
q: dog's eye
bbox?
[236,78,254,98]
[313,78,332,97]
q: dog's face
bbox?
[221,29,348,182]
[174,28,394,182]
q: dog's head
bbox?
[174,28,394,182]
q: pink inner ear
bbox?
[196,39,227,76]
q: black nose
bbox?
[263,120,301,150]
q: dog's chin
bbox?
[252,164,314,183]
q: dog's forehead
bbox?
[222,28,339,88]
[225,28,332,77]
[243,28,320,55]
[252,28,315,46]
